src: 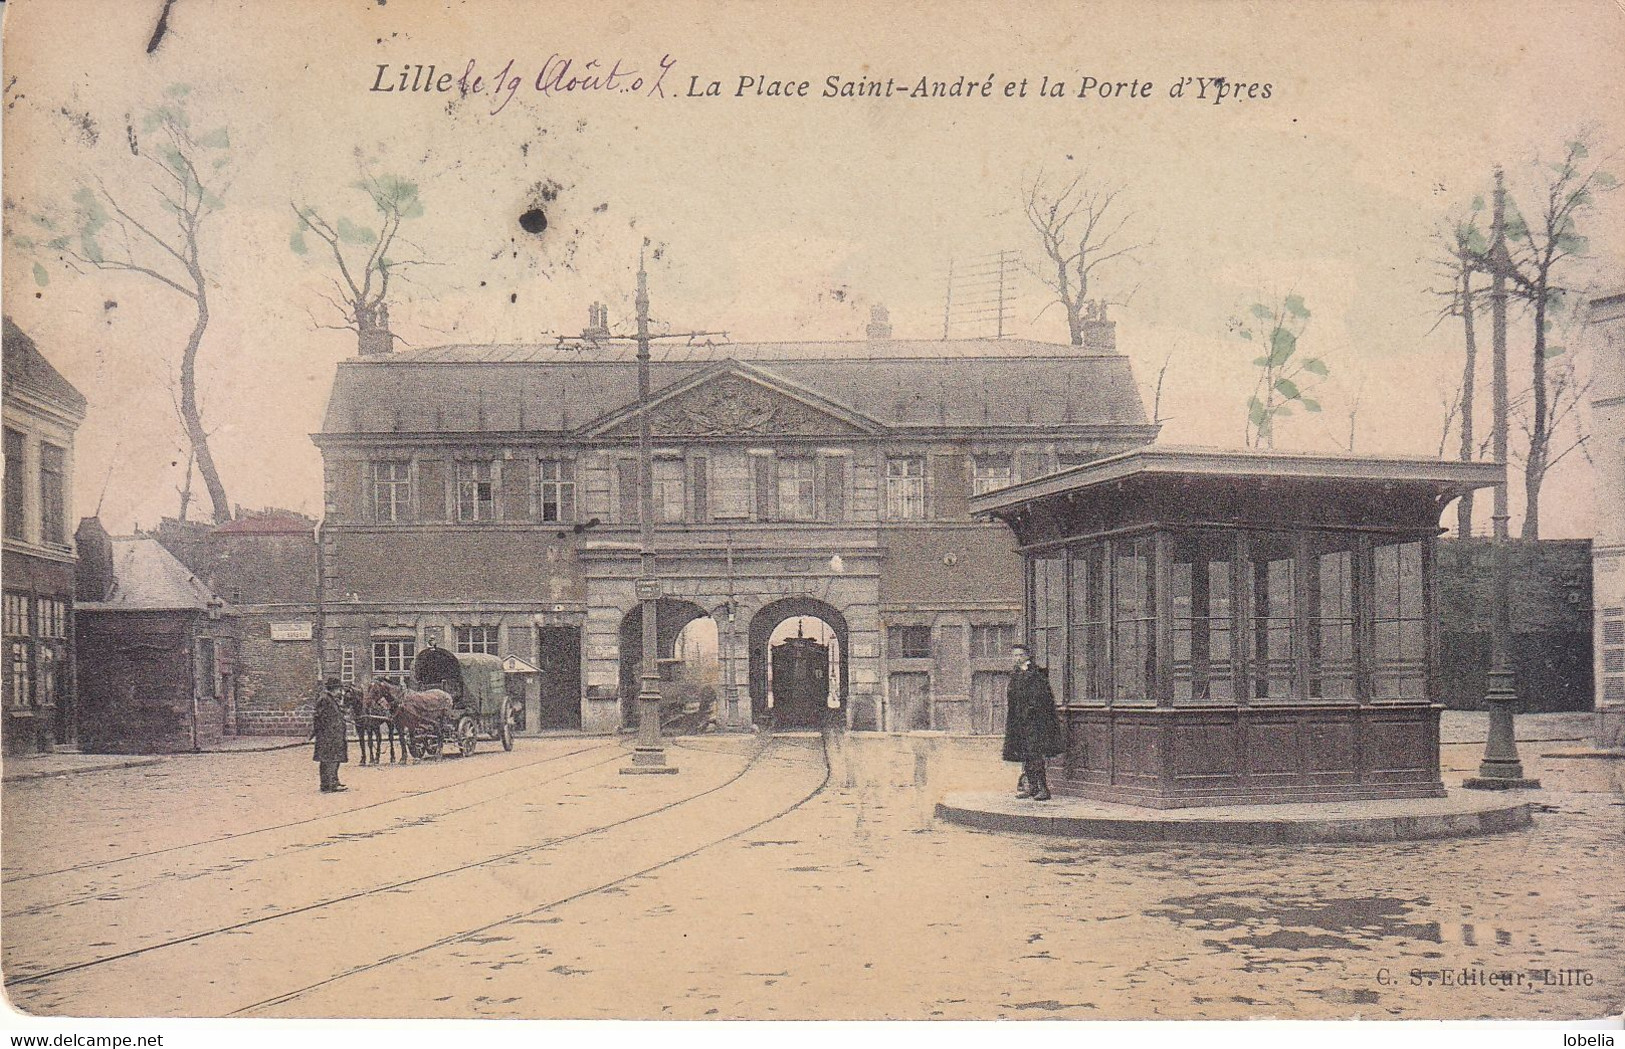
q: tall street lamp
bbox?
[623,249,677,775]
[1465,167,1540,792]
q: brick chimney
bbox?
[357,302,393,356]
[1080,300,1116,353]
[866,304,893,340]
[583,302,611,340]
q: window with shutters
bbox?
[1603,607,1625,704]
[972,454,1013,496]
[777,458,816,520]
[884,456,925,520]
[373,461,411,521]
[539,460,575,523]
[456,461,495,521]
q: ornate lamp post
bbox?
[622,250,678,775]
[1465,168,1540,791]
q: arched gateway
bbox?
[618,598,712,728]
[748,597,848,730]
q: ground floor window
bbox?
[455,625,499,655]
[373,638,416,683]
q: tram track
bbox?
[232,730,834,1017]
[2,742,630,921]
[4,732,827,1011]
[1,740,619,888]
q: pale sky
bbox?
[3,0,1621,538]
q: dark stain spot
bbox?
[147,0,177,55]
[60,107,98,146]
[593,202,608,213]
[518,208,547,234]
[479,280,487,287]
[126,123,140,156]
[509,293,518,304]
[103,300,117,311]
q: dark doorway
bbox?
[536,626,582,730]
[770,636,830,729]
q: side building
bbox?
[314,312,1156,734]
[2,318,86,754]
[1589,292,1625,747]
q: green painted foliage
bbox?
[32,261,49,287]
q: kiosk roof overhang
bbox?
[970,445,1505,538]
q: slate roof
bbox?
[76,538,219,612]
[213,511,316,535]
[320,338,1152,436]
[2,317,87,416]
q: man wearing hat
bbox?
[311,677,350,793]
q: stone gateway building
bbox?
[314,315,1156,736]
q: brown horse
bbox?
[355,680,404,764]
[370,680,454,763]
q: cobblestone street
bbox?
[2,726,1620,1021]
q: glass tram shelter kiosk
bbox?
[970,447,1503,809]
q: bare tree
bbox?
[291,173,428,354]
[1022,170,1147,346]
[1427,211,1488,537]
[7,89,235,523]
[1495,138,1617,538]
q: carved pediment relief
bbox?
[593,374,875,438]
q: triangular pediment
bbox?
[579,360,887,439]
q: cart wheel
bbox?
[501,716,515,752]
[419,726,443,760]
[457,716,477,758]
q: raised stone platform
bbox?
[935,790,1534,844]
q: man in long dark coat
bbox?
[1002,643,1064,801]
[311,678,350,793]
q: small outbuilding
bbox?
[75,534,231,753]
[971,446,1502,808]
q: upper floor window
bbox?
[887,625,932,660]
[457,461,495,522]
[652,459,685,523]
[885,456,925,520]
[776,458,817,521]
[971,455,1013,496]
[38,443,65,546]
[970,624,1017,659]
[3,428,25,541]
[455,625,499,655]
[539,460,576,523]
[373,461,411,522]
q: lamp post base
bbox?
[621,746,679,775]
[1463,773,1541,791]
